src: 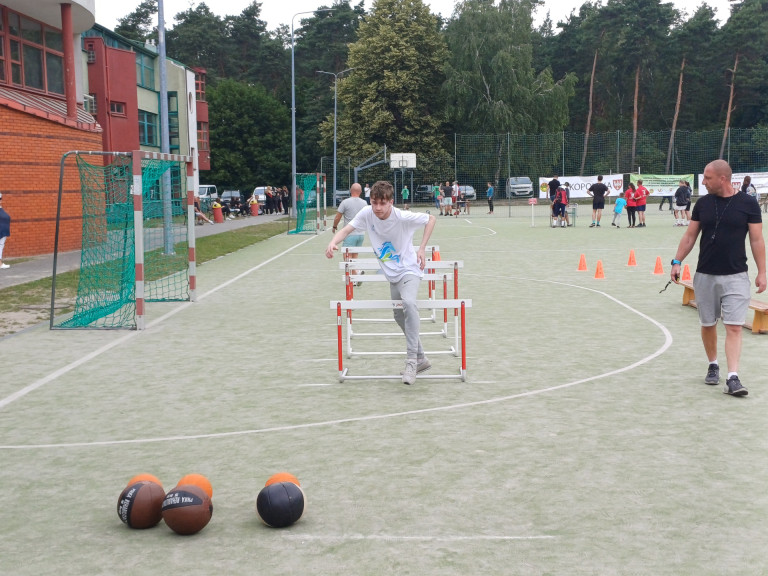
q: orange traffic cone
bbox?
[653,256,664,275]
[434,250,441,261]
[594,260,605,279]
[578,254,587,271]
[681,263,691,281]
[627,249,637,267]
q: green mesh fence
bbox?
[289,173,320,234]
[319,127,768,205]
[54,153,189,330]
[140,158,189,303]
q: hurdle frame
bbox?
[338,260,464,356]
[331,299,471,382]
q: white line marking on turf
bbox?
[0,235,319,412]
[0,273,672,450]
[283,534,556,542]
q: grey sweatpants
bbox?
[389,274,425,359]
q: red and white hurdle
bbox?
[330,299,472,382]
[339,260,464,355]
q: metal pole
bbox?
[292,10,333,220]
[158,0,173,254]
[333,78,337,198]
[317,68,353,201]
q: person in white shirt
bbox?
[364,183,371,205]
[331,183,368,285]
[326,180,437,385]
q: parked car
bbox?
[506,177,534,198]
[220,190,242,203]
[458,185,476,200]
[197,184,218,199]
[251,186,268,205]
[333,189,350,206]
[414,184,434,203]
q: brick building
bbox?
[0,1,208,258]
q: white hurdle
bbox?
[330,299,472,382]
[339,260,464,351]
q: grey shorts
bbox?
[693,271,751,326]
[342,234,364,247]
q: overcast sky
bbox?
[95,0,734,33]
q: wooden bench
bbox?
[679,278,768,334]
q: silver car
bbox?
[458,185,476,200]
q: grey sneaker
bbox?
[402,359,417,385]
[400,356,431,375]
[704,363,720,385]
[724,375,748,397]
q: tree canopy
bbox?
[110,0,768,186]
[327,0,449,158]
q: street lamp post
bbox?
[317,68,354,203]
[291,9,333,218]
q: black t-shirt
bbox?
[692,191,762,275]
[548,179,560,199]
[588,182,608,200]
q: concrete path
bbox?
[0,212,288,290]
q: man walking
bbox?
[332,183,368,285]
[671,159,766,396]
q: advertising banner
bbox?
[628,174,694,197]
[697,171,768,197]
[537,175,625,199]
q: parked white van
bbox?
[505,177,534,198]
[198,184,218,199]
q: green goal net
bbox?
[289,173,325,234]
[51,151,194,330]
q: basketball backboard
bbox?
[389,153,416,169]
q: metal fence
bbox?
[319,127,768,205]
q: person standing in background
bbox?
[625,182,637,228]
[486,181,494,215]
[0,192,11,269]
[587,175,610,227]
[635,179,650,227]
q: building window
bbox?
[168,92,180,151]
[195,72,206,102]
[197,122,209,152]
[136,52,154,89]
[84,93,96,115]
[0,8,64,95]
[110,101,126,116]
[138,110,158,146]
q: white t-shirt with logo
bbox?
[349,206,429,282]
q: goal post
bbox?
[50,150,195,331]
[289,172,326,235]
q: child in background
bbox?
[612,191,627,228]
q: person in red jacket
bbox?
[635,179,650,227]
[625,182,637,228]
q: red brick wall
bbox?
[0,106,103,257]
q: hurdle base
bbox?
[350,328,447,338]
[347,347,457,359]
[339,368,466,383]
